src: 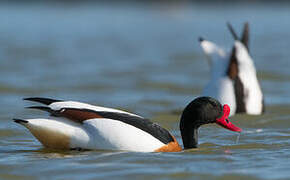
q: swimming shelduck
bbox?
[14,96,242,152]
[199,22,264,116]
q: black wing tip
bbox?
[23,97,62,105]
[26,106,52,111]
[13,118,28,124]
[198,37,204,42]
[26,106,50,109]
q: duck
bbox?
[14,96,241,152]
[199,22,264,116]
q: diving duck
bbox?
[199,22,264,116]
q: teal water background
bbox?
[0,2,289,180]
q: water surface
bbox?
[0,2,289,180]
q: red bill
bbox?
[216,104,242,132]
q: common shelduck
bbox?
[199,22,264,116]
[14,96,241,152]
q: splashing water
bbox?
[235,132,241,144]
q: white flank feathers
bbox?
[83,119,165,152]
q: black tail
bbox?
[227,22,239,40]
[198,37,205,42]
[241,22,249,50]
[23,97,62,105]
[13,118,28,124]
[227,22,250,50]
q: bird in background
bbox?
[199,22,264,116]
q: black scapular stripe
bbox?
[234,76,246,113]
[88,110,174,145]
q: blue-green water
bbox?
[0,2,289,180]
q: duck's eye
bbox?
[226,119,229,123]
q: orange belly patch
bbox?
[154,136,182,152]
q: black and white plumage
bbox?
[14,97,241,152]
[15,97,177,152]
[199,22,264,116]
